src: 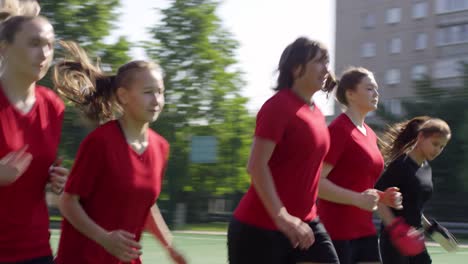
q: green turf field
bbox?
[50,230,468,263]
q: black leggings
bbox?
[0,256,53,264]
[380,231,431,264]
[228,217,339,264]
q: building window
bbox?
[411,64,428,80]
[390,99,402,115]
[435,0,468,14]
[433,57,468,78]
[362,13,376,29]
[386,8,401,24]
[383,99,402,115]
[361,42,376,57]
[415,33,427,50]
[413,2,428,19]
[389,38,402,54]
[436,24,468,45]
[385,69,401,84]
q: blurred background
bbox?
[39,0,468,236]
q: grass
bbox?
[49,215,63,222]
[50,230,226,264]
[49,230,468,263]
[175,222,228,232]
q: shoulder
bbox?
[329,114,350,130]
[83,121,118,146]
[328,114,352,138]
[258,90,296,116]
[36,85,65,112]
[386,155,415,174]
[149,129,170,154]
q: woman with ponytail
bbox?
[376,117,451,263]
[53,41,185,264]
[228,37,339,264]
[316,67,403,264]
[0,3,68,263]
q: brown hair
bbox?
[53,40,161,125]
[275,37,336,93]
[336,67,372,106]
[380,116,451,163]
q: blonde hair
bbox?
[0,0,39,19]
[0,0,44,45]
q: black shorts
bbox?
[379,231,431,264]
[0,256,54,264]
[332,235,380,264]
[227,217,339,264]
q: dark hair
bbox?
[53,41,161,125]
[275,37,336,93]
[380,116,451,163]
[336,67,372,106]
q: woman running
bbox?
[53,41,185,264]
[0,7,68,264]
[377,116,451,264]
[228,36,340,264]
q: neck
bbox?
[345,106,367,127]
[118,116,149,142]
[408,147,425,166]
[291,82,316,105]
[0,72,35,102]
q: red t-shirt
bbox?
[0,85,64,262]
[55,120,169,264]
[234,89,330,230]
[317,113,384,240]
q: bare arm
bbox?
[59,193,109,243]
[247,137,314,249]
[0,147,32,186]
[59,192,141,261]
[318,163,379,211]
[376,203,396,226]
[318,163,360,204]
[145,204,186,264]
[0,165,21,185]
[144,204,173,248]
[247,138,284,219]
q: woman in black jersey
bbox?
[376,116,451,264]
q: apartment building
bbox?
[335,0,468,115]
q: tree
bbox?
[376,63,468,221]
[146,0,253,222]
[38,1,132,163]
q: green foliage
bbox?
[100,36,132,72]
[146,0,253,220]
[40,0,120,54]
[38,1,131,163]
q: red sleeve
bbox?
[64,134,102,199]
[324,121,349,166]
[254,99,290,143]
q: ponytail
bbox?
[53,41,163,125]
[53,41,117,125]
[380,116,431,163]
[380,116,451,163]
